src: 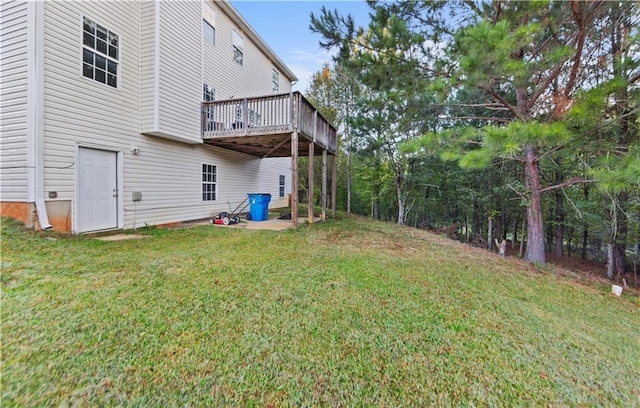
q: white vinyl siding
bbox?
[201,2,292,101]
[139,1,202,143]
[257,157,291,209]
[0,0,29,201]
[157,1,201,143]
[41,1,139,212]
[33,1,292,231]
[139,0,156,132]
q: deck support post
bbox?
[308,142,315,224]
[331,154,337,218]
[291,131,299,228]
[322,149,327,221]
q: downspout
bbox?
[28,1,51,229]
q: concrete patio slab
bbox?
[95,234,149,241]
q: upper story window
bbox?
[272,69,279,93]
[203,84,218,131]
[82,17,119,88]
[232,30,244,66]
[202,2,215,46]
[203,84,215,102]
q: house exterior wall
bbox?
[139,1,157,135]
[0,0,293,232]
[0,0,29,202]
[202,1,291,100]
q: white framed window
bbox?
[272,69,279,93]
[279,175,285,197]
[203,84,218,131]
[232,30,244,66]
[82,16,119,88]
[202,2,215,46]
[202,164,217,201]
[203,84,215,102]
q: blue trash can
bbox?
[248,193,271,221]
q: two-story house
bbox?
[1,0,336,233]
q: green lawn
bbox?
[1,216,639,406]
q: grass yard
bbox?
[1,216,639,406]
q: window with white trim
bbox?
[203,84,217,131]
[203,84,215,102]
[202,2,215,46]
[272,69,279,93]
[82,17,119,88]
[202,164,217,201]
[279,175,285,197]
[232,30,244,66]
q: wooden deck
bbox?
[201,92,337,157]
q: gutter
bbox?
[28,1,51,229]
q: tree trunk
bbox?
[524,147,545,263]
[519,216,526,258]
[614,192,628,275]
[465,212,470,243]
[347,150,352,214]
[473,199,480,237]
[546,212,554,250]
[396,176,405,225]
[554,170,564,256]
[581,184,589,259]
[372,180,380,220]
[582,226,589,259]
[607,242,615,280]
[487,217,493,250]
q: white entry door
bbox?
[77,147,118,232]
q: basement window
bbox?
[202,164,217,201]
[279,175,285,197]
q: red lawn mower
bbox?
[210,197,250,225]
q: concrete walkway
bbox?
[92,215,322,240]
[214,216,321,231]
[169,214,322,231]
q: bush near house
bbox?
[2,216,638,406]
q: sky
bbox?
[230,0,372,92]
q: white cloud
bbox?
[285,49,335,92]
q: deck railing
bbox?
[202,91,337,153]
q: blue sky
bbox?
[230,0,372,91]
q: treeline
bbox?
[304,0,639,278]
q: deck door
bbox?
[77,147,118,232]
